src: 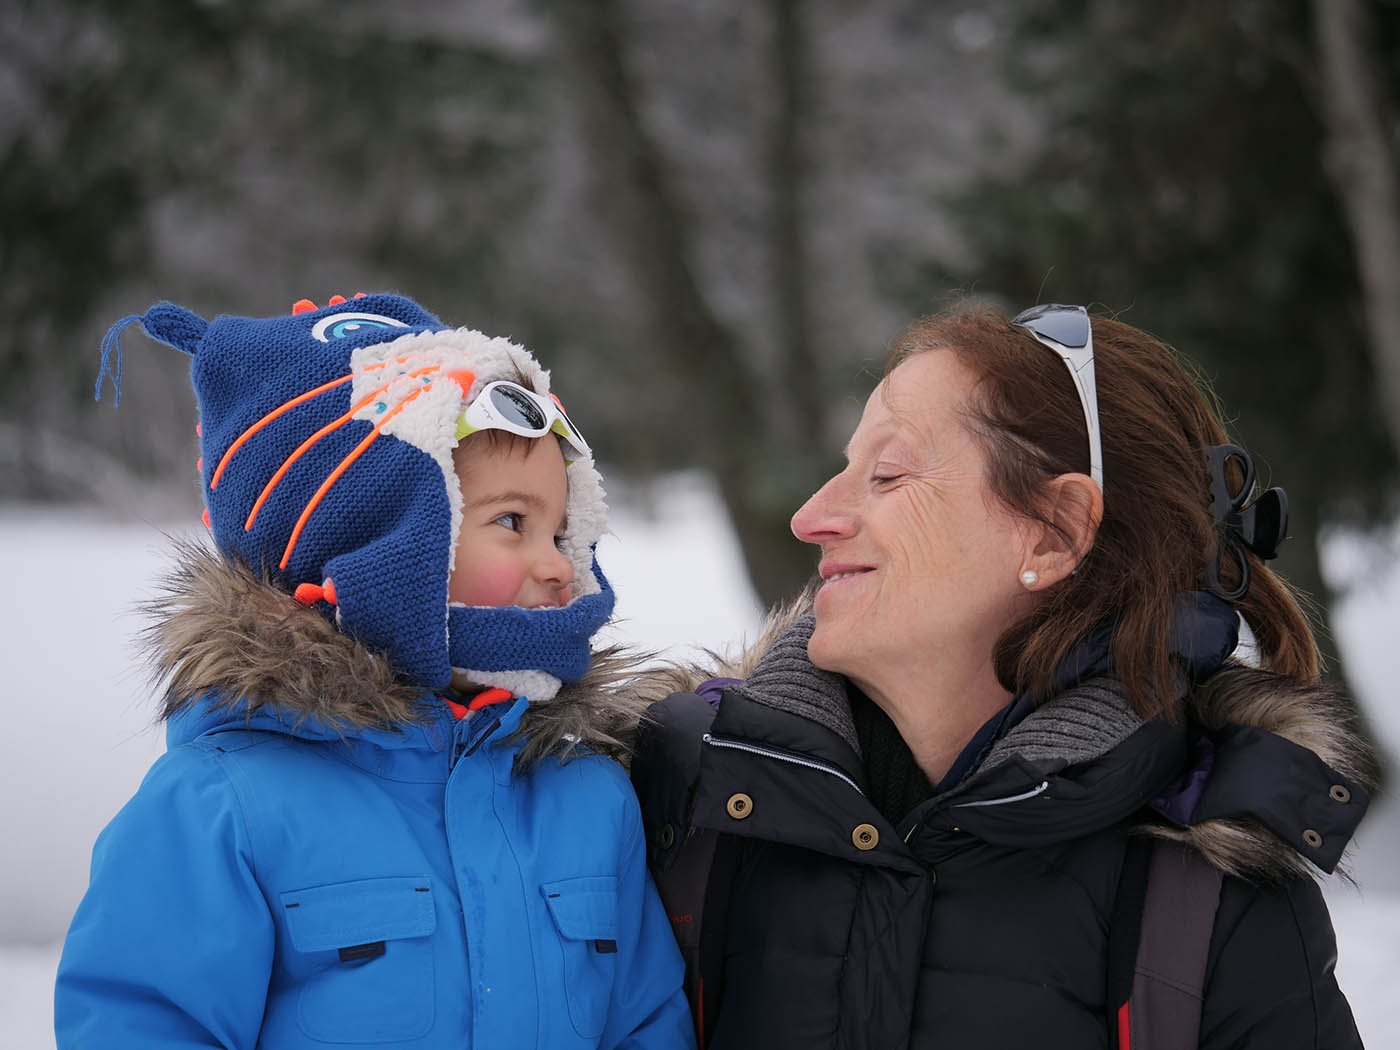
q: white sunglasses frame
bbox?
[1010,303,1104,491]
[455,380,592,462]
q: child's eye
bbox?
[492,512,522,531]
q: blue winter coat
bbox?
[55,555,692,1050]
[57,695,691,1049]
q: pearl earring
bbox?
[1020,570,1039,588]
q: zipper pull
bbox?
[449,713,472,769]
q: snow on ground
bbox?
[2,480,1397,1048]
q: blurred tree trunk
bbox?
[1313,0,1400,459]
[769,0,823,445]
[551,0,826,604]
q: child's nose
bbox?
[537,545,575,592]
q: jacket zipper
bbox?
[901,781,1051,843]
[448,713,503,771]
[702,733,865,796]
[950,780,1050,808]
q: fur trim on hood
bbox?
[144,539,654,767]
[639,590,1375,882]
[1148,665,1374,883]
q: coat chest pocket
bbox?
[281,877,437,1044]
[541,875,620,1040]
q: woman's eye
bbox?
[492,512,522,531]
[872,472,904,485]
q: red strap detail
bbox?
[443,697,471,720]
[292,298,317,314]
[201,507,211,529]
[1117,1000,1131,1050]
[468,687,513,711]
[697,976,705,1048]
[322,577,337,604]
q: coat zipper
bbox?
[950,780,1050,808]
[702,733,865,796]
[902,780,1051,843]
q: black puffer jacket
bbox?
[633,606,1371,1049]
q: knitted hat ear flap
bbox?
[321,483,456,689]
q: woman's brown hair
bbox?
[887,304,1319,720]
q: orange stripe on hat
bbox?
[245,366,442,531]
[278,385,431,568]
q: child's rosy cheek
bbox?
[456,562,528,608]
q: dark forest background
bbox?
[4,0,1398,738]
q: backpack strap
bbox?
[632,689,738,1047]
[1107,836,1224,1050]
[649,827,740,1048]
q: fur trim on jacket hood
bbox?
[640,590,1374,883]
[144,540,653,767]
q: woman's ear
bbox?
[1020,473,1103,588]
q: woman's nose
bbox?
[791,475,855,544]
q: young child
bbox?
[56,293,694,1050]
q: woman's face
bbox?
[791,349,1036,691]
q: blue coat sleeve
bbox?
[55,745,275,1049]
[599,777,697,1050]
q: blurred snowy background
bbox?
[2,485,1398,1048]
[5,1,1400,1045]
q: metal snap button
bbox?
[1329,784,1351,804]
[726,793,754,820]
[852,823,879,851]
[1302,828,1323,849]
[659,823,676,848]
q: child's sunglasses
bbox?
[455,380,592,462]
[1010,303,1104,490]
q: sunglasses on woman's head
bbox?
[455,380,592,462]
[1010,303,1104,491]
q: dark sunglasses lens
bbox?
[1015,306,1089,349]
[490,385,546,431]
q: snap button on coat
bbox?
[727,793,754,820]
[1330,784,1351,803]
[852,823,879,850]
[1302,828,1323,848]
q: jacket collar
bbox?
[677,592,1371,880]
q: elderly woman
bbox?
[633,304,1371,1048]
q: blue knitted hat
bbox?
[96,293,614,698]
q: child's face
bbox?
[449,435,574,609]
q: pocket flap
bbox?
[281,877,436,953]
[540,875,619,940]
